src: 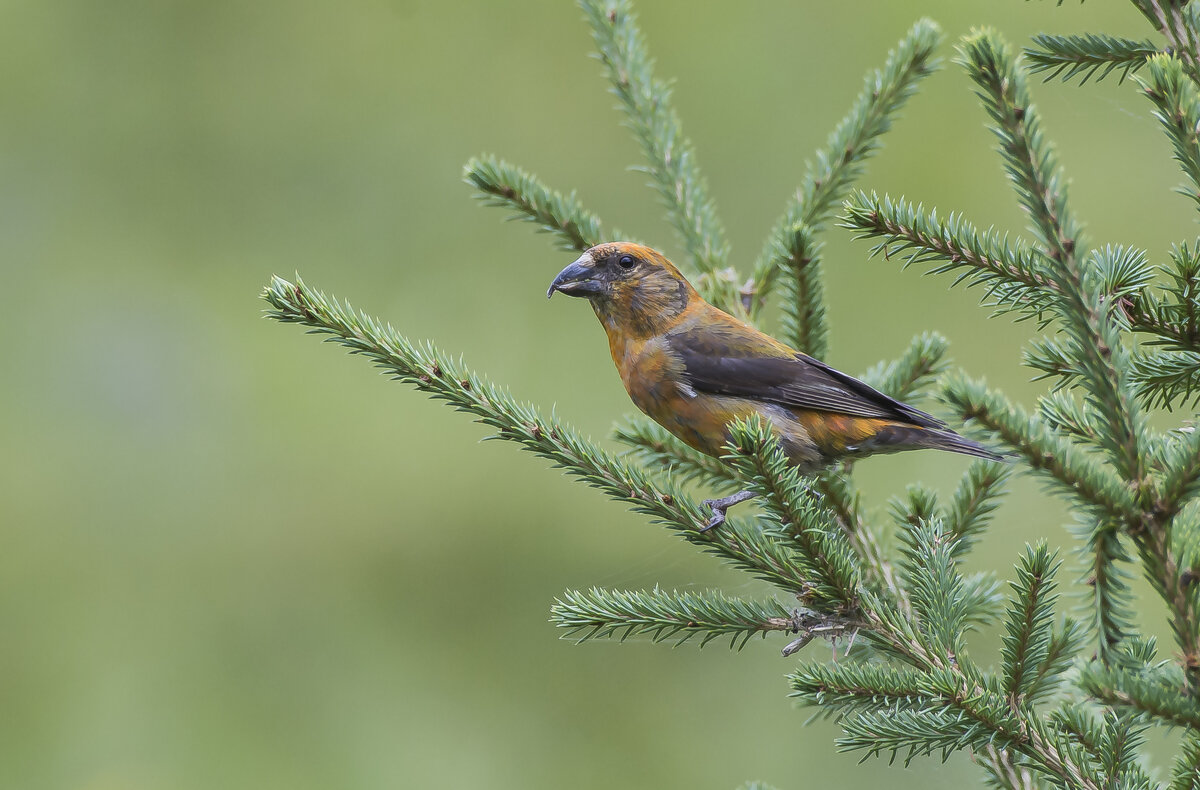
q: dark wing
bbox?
[667,325,945,429]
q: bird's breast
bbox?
[612,340,795,465]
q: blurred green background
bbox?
[3,1,1191,788]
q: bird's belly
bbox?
[629,378,825,472]
[631,381,732,458]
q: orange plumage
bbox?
[548,242,998,522]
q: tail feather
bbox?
[870,424,1005,462]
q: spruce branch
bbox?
[789,661,939,716]
[262,276,813,593]
[1141,53,1200,212]
[463,155,622,252]
[842,192,1058,323]
[960,30,1150,489]
[1155,241,1200,350]
[898,520,971,658]
[1025,33,1159,84]
[1030,285,1148,483]
[1028,617,1087,704]
[946,460,1014,557]
[1038,391,1099,445]
[550,587,808,649]
[1095,712,1152,790]
[1051,705,1107,770]
[1173,731,1200,790]
[836,706,1010,768]
[722,419,861,610]
[941,373,1137,520]
[579,0,735,310]
[1131,0,1200,86]
[958,29,1084,265]
[1079,657,1200,729]
[745,18,942,331]
[1092,244,1156,304]
[1134,514,1200,686]
[978,745,1043,790]
[1106,242,1200,352]
[843,193,1175,349]
[1000,543,1060,702]
[1024,337,1084,389]
[1161,426,1200,510]
[1087,523,1137,660]
[774,225,829,358]
[796,660,1103,788]
[860,331,952,404]
[1132,349,1200,409]
[890,484,940,532]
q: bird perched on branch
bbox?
[548,242,1001,530]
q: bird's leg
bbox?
[700,489,757,532]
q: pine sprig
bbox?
[578,0,735,310]
[1173,731,1200,790]
[836,706,1009,767]
[463,155,619,252]
[898,520,971,657]
[1000,543,1060,701]
[860,331,952,403]
[945,461,1013,557]
[1130,0,1200,86]
[1078,653,1200,729]
[1141,53,1200,211]
[1132,349,1200,409]
[1028,617,1087,704]
[796,660,1102,787]
[775,224,829,358]
[842,192,1058,323]
[1086,523,1137,661]
[262,276,813,593]
[1096,712,1152,790]
[1128,241,1200,353]
[789,661,939,716]
[960,29,1151,493]
[1038,390,1099,444]
[1160,426,1200,509]
[550,587,801,649]
[941,373,1137,520]
[722,418,861,610]
[746,18,943,336]
[958,30,1083,265]
[1025,33,1159,84]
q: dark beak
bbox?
[547,256,604,298]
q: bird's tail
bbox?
[871,424,1005,462]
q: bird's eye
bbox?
[618,254,636,269]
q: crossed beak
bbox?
[547,254,604,298]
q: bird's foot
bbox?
[700,490,757,532]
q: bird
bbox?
[547,241,1002,531]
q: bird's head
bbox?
[547,242,698,335]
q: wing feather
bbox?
[667,326,944,429]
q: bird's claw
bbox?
[700,507,727,533]
[700,490,757,532]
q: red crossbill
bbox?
[548,242,1001,529]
